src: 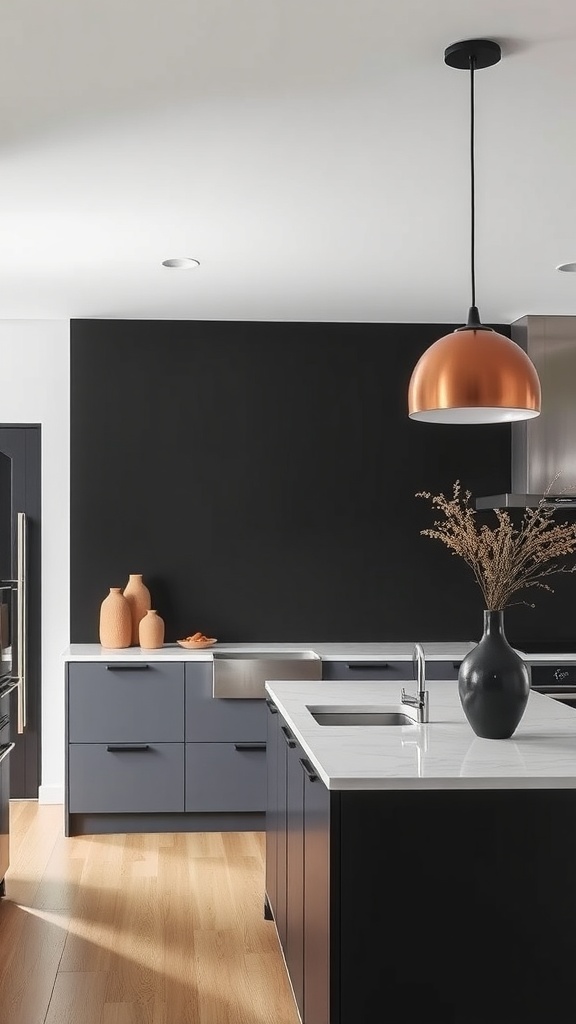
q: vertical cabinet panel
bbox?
[265,701,279,917]
[304,763,331,1024]
[286,741,305,1020]
[276,722,289,949]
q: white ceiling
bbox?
[2,0,576,322]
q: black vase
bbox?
[458,610,530,739]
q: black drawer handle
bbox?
[234,742,267,752]
[280,725,296,748]
[106,664,150,671]
[346,662,390,670]
[106,744,150,752]
[299,758,318,782]
[265,698,278,714]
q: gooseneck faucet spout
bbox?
[401,643,430,724]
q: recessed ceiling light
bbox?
[161,257,200,270]
[556,262,576,273]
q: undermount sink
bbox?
[308,705,418,727]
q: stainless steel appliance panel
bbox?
[213,653,322,699]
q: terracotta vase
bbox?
[123,574,151,645]
[99,588,131,649]
[139,609,165,650]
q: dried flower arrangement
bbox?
[416,481,576,611]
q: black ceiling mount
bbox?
[444,39,502,70]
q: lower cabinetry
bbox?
[266,702,331,1024]
[65,654,461,837]
[65,660,267,835]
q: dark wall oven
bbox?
[528,660,576,709]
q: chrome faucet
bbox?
[401,643,429,724]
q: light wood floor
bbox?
[0,802,299,1024]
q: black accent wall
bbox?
[72,318,557,646]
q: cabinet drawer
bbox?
[425,661,460,680]
[68,662,185,742]
[321,660,461,681]
[186,664,267,742]
[185,741,267,812]
[321,660,414,681]
[69,742,185,813]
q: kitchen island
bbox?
[265,680,576,1024]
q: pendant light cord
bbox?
[469,55,476,310]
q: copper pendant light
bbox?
[408,39,541,424]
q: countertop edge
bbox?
[62,642,478,662]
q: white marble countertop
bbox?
[265,679,576,791]
[62,641,476,662]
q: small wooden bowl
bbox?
[176,638,217,650]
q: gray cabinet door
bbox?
[185,742,267,812]
[68,663,185,742]
[186,664,267,741]
[69,742,185,812]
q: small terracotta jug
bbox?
[139,609,165,650]
[99,588,131,649]
[123,574,151,645]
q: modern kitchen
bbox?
[2,3,576,1024]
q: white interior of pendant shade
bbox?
[409,407,541,424]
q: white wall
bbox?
[0,320,69,802]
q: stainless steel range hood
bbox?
[476,316,576,510]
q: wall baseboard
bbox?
[38,784,64,805]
